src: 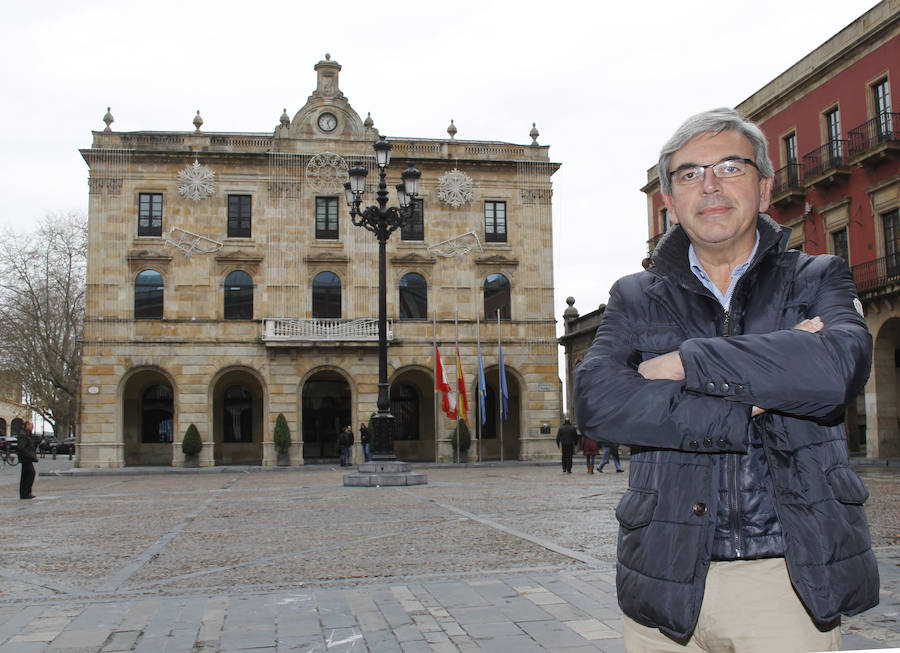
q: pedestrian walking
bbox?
[574,107,878,651]
[17,420,38,500]
[581,433,599,475]
[597,442,623,473]
[555,418,578,473]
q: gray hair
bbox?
[658,107,774,195]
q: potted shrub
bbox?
[451,418,471,463]
[182,423,202,468]
[273,413,291,466]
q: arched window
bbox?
[135,270,164,319]
[312,271,341,318]
[224,385,253,442]
[224,270,253,320]
[484,273,511,320]
[141,384,173,443]
[399,272,427,320]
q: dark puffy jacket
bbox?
[574,215,878,640]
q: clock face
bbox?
[318,112,337,132]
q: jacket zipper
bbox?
[721,305,744,558]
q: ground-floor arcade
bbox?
[79,339,560,468]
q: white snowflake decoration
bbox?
[437,169,473,208]
[306,152,349,194]
[177,159,216,202]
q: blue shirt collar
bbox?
[688,230,760,309]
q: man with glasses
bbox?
[575,108,877,651]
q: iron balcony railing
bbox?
[772,162,803,196]
[848,112,899,157]
[802,140,849,179]
[261,317,392,343]
[851,256,900,293]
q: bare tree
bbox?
[0,212,86,438]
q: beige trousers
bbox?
[623,557,842,653]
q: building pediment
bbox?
[127,249,173,263]
[475,254,519,267]
[304,251,350,266]
[390,252,437,266]
[214,250,264,264]
[278,55,368,141]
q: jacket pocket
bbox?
[825,465,869,505]
[615,488,658,530]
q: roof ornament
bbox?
[193,110,203,132]
[530,122,540,146]
[280,108,291,128]
[447,119,457,140]
[102,107,114,132]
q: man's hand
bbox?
[637,317,824,411]
[793,316,823,333]
[752,317,824,416]
[638,350,685,381]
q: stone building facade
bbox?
[557,298,604,427]
[640,2,900,458]
[78,55,562,468]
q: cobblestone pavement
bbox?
[0,459,897,652]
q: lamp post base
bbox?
[343,460,428,487]
[370,411,396,461]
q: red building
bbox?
[642,1,900,458]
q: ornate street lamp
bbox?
[346,136,421,459]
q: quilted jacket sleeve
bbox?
[679,255,871,421]
[574,275,751,452]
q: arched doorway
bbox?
[475,365,522,461]
[390,367,435,462]
[212,368,265,465]
[121,368,175,466]
[869,318,900,457]
[302,370,351,462]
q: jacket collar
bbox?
[650,213,791,280]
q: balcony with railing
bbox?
[261,317,391,346]
[848,112,899,166]
[851,256,900,294]
[802,140,851,188]
[770,162,805,208]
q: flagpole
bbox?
[497,309,504,464]
[433,310,439,464]
[476,312,482,464]
[455,310,460,464]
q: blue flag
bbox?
[499,341,509,421]
[477,341,487,425]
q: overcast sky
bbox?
[0,0,882,321]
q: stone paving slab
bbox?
[0,461,896,651]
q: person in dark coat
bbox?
[574,108,877,651]
[555,418,579,473]
[580,433,599,475]
[338,425,354,467]
[359,422,372,462]
[18,420,38,499]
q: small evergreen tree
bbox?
[182,424,202,456]
[451,418,471,452]
[273,413,291,454]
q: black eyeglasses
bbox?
[669,158,759,187]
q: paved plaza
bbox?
[0,458,898,652]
